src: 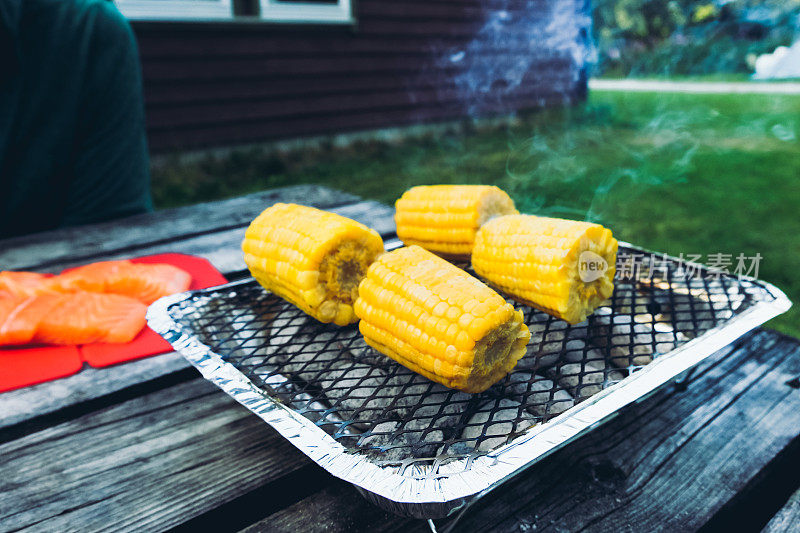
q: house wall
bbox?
[133,0,592,153]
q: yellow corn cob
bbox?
[394,185,518,257]
[472,214,618,324]
[242,203,384,326]
[354,245,530,393]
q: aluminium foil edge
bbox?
[145,243,791,519]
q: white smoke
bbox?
[439,0,596,114]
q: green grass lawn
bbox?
[152,90,800,337]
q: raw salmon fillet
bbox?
[0,293,66,346]
[51,261,130,293]
[0,291,25,339]
[33,292,147,346]
[106,263,192,304]
[0,291,20,317]
[51,261,191,304]
[0,259,191,346]
[0,271,51,298]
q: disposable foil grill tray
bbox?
[147,241,790,519]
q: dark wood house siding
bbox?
[133,0,591,153]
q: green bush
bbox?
[593,0,799,77]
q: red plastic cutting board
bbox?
[79,253,227,368]
[0,345,83,392]
[0,253,227,391]
[0,272,82,393]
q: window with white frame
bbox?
[259,0,352,24]
[115,0,234,21]
[114,0,353,23]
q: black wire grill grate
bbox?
[165,244,777,472]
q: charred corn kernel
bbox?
[472,214,618,324]
[243,203,384,326]
[395,185,518,258]
[354,245,530,393]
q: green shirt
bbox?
[0,0,151,239]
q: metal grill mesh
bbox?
[165,244,777,472]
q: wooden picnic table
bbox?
[1,185,798,532]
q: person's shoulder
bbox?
[80,0,132,33]
[47,0,133,41]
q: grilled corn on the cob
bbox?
[243,203,384,326]
[395,185,518,257]
[354,245,530,393]
[472,214,618,324]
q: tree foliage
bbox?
[592,0,800,76]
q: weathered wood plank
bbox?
[1,199,396,275]
[39,199,397,275]
[249,329,800,532]
[0,379,314,533]
[240,483,400,533]
[763,487,800,533]
[0,185,358,271]
[0,353,190,429]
